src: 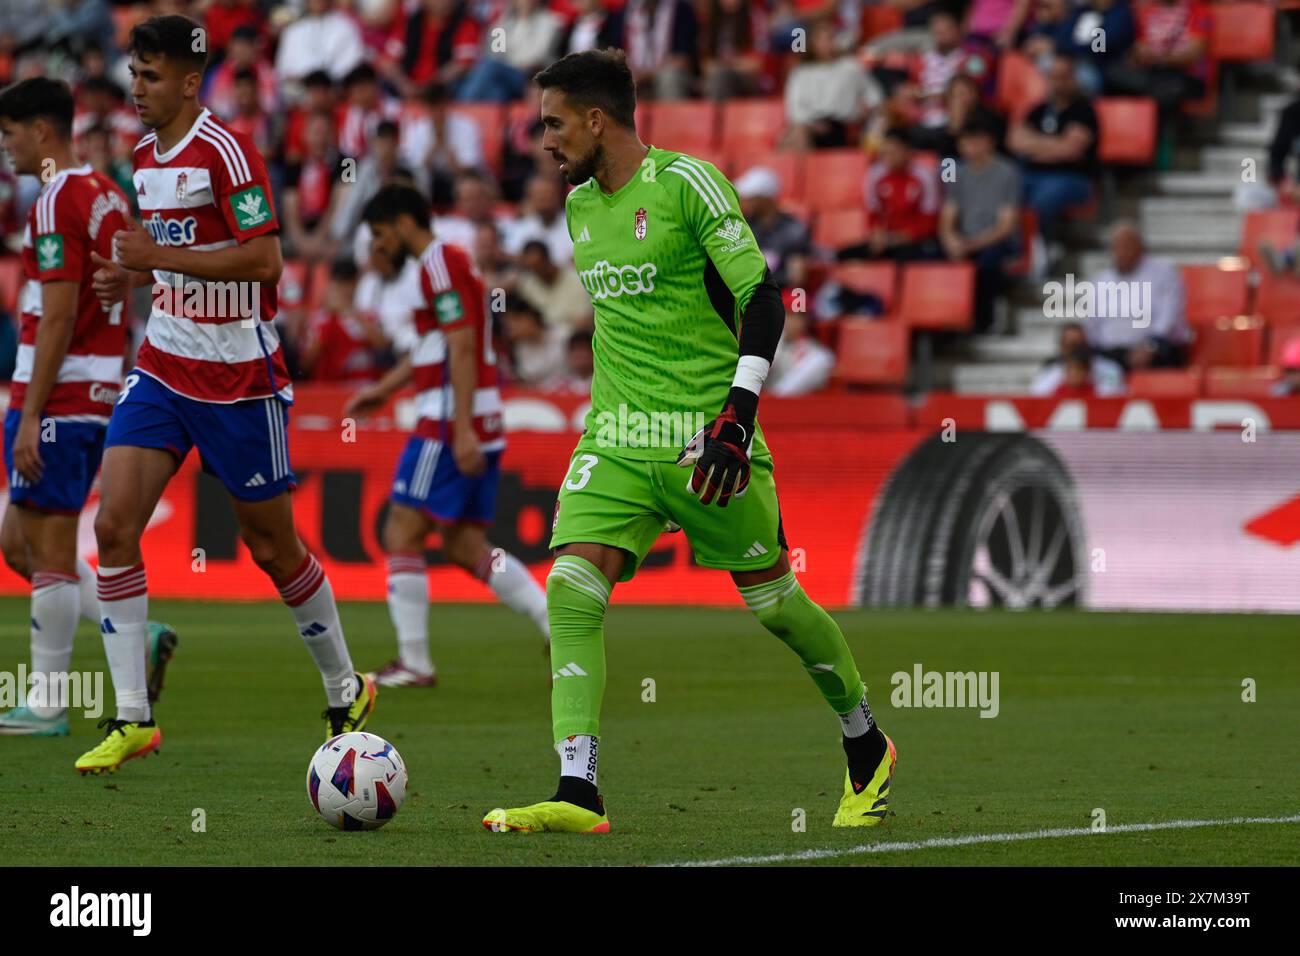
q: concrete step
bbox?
[1217,123,1272,148]
[1154,172,1240,195]
[1198,145,1268,176]
[1138,196,1237,218]
[964,328,1058,362]
[951,361,1041,394]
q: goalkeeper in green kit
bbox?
[481,50,895,835]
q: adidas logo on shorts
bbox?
[743,541,769,558]
[553,661,588,679]
[245,472,267,487]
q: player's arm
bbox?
[113,220,283,285]
[445,322,485,477]
[11,280,77,483]
[343,352,413,419]
[671,158,784,507]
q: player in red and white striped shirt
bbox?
[345,183,549,687]
[0,78,139,737]
[78,15,374,774]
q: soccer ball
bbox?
[307,732,407,831]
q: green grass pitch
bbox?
[0,598,1296,866]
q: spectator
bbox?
[436,170,502,251]
[1029,321,1126,396]
[79,124,136,212]
[940,117,1021,333]
[913,9,993,129]
[225,68,276,157]
[380,0,481,99]
[1083,220,1190,369]
[1008,53,1098,235]
[0,164,23,254]
[1105,0,1209,143]
[338,64,401,161]
[503,173,573,265]
[275,0,366,86]
[781,18,880,150]
[501,84,548,201]
[356,237,421,356]
[847,126,941,261]
[207,24,279,121]
[547,329,596,396]
[72,76,140,158]
[399,81,484,208]
[769,294,835,396]
[624,0,699,101]
[333,120,412,248]
[1271,338,1300,397]
[967,0,1034,51]
[502,294,568,386]
[300,259,392,383]
[283,110,348,263]
[471,221,518,292]
[562,0,626,56]
[1025,0,1135,96]
[1267,94,1300,208]
[282,70,336,165]
[735,166,811,287]
[458,0,564,103]
[700,0,769,100]
[910,72,1005,160]
[517,239,594,332]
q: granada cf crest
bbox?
[634,207,647,241]
[175,171,188,203]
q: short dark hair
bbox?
[0,77,75,141]
[344,63,378,88]
[330,258,360,282]
[958,116,997,140]
[568,329,593,350]
[129,14,209,76]
[232,68,257,86]
[81,76,126,102]
[375,119,400,140]
[882,126,913,147]
[521,239,551,261]
[504,293,543,321]
[362,182,431,227]
[302,70,334,91]
[534,50,637,130]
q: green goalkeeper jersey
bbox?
[566,145,771,462]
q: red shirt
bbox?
[383,6,481,85]
[304,309,382,383]
[131,109,289,403]
[866,160,939,241]
[411,239,503,448]
[11,166,130,420]
[1138,1,1212,80]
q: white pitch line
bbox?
[662,813,1300,867]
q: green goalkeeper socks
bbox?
[547,555,611,742]
[738,570,866,715]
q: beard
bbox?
[563,142,603,186]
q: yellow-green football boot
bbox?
[832,732,896,827]
[74,719,162,775]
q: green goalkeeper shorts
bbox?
[549,441,787,582]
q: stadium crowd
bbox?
[0,0,1296,398]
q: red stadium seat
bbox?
[1095,98,1158,165]
[1268,322,1300,365]
[1192,315,1266,368]
[830,262,899,314]
[834,318,909,387]
[812,208,869,250]
[860,4,904,42]
[1210,3,1275,62]
[1005,208,1039,278]
[1255,271,1300,325]
[454,104,505,176]
[277,260,310,309]
[803,149,868,213]
[1127,368,1202,398]
[720,98,785,156]
[1203,365,1280,398]
[0,256,23,314]
[897,262,975,331]
[643,101,720,155]
[732,151,805,203]
[1239,208,1300,265]
[996,52,1047,121]
[1181,264,1250,325]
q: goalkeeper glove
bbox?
[677,388,756,508]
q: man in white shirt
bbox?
[275,0,366,85]
[397,81,485,206]
[502,173,573,265]
[1083,221,1191,370]
[1030,322,1126,396]
[769,295,835,397]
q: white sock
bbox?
[386,553,432,674]
[479,549,550,642]
[557,734,598,787]
[28,572,78,719]
[279,553,356,708]
[76,558,99,625]
[839,690,877,738]
[98,564,150,722]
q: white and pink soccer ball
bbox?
[307,732,407,830]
